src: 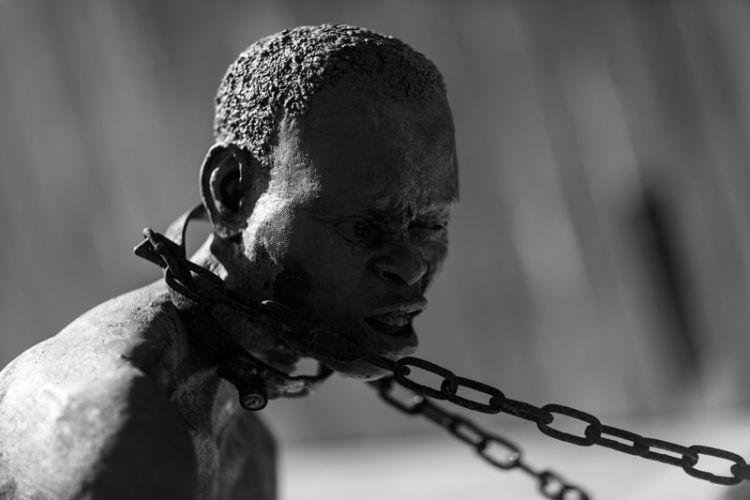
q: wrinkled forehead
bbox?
[273,82,458,216]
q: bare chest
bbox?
[192,411,277,500]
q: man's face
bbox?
[245,84,458,377]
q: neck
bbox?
[166,235,301,429]
[192,235,299,369]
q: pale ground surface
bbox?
[279,410,750,500]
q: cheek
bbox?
[260,207,296,259]
[303,231,368,292]
[243,193,295,263]
[421,234,448,261]
[286,228,373,312]
[422,240,449,276]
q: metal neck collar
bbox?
[134,204,333,411]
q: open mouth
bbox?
[365,313,414,336]
[364,300,426,337]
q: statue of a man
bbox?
[0,24,458,499]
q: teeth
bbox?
[365,303,424,336]
[377,312,409,327]
[369,312,410,328]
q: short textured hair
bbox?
[213,24,446,170]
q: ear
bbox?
[200,143,266,239]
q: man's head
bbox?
[201,25,458,378]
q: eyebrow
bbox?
[345,205,452,222]
[307,197,454,221]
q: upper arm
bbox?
[78,374,199,500]
[0,363,198,500]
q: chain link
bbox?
[365,353,750,488]
[371,378,590,499]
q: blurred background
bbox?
[3,1,750,498]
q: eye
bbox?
[353,221,375,241]
[333,219,379,244]
[410,219,447,239]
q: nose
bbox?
[371,245,428,287]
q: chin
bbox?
[318,322,418,379]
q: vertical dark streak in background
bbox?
[636,177,700,379]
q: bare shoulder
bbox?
[0,283,198,499]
